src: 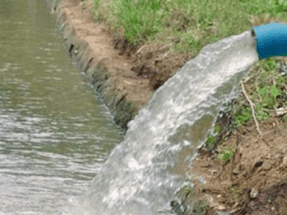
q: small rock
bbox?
[217,205,226,210]
[250,189,258,199]
[261,161,272,171]
[233,167,240,175]
[280,156,287,168]
[279,61,287,77]
[276,107,287,116]
[198,176,206,184]
[216,212,230,215]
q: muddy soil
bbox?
[189,118,287,215]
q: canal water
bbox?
[0,0,123,214]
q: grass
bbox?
[233,58,287,128]
[205,123,222,150]
[217,145,234,162]
[203,58,287,150]
[205,58,287,148]
[230,186,240,203]
[192,200,209,215]
[91,0,287,54]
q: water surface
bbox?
[0,0,122,214]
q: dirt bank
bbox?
[189,118,287,215]
[187,58,287,215]
[54,0,190,129]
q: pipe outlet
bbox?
[252,22,287,59]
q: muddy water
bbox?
[0,0,122,214]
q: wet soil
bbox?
[189,118,287,215]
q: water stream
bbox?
[79,31,259,214]
[0,1,122,214]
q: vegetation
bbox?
[230,186,240,203]
[182,185,192,195]
[205,124,221,150]
[233,58,287,128]
[91,0,287,54]
[204,58,287,150]
[217,146,234,162]
[192,200,209,214]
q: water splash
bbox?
[79,30,259,215]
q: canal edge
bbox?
[50,0,153,130]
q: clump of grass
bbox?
[217,146,234,162]
[204,123,222,150]
[233,58,287,128]
[192,200,209,215]
[92,0,287,53]
[205,135,216,150]
[230,186,240,203]
[182,185,192,195]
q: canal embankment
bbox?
[54,0,152,130]
[51,0,191,130]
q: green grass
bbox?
[218,146,234,162]
[192,200,209,215]
[204,58,287,150]
[233,58,287,128]
[205,123,222,150]
[230,186,240,202]
[91,0,287,54]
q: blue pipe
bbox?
[252,22,287,60]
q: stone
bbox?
[250,188,258,199]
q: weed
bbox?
[205,135,216,150]
[231,186,240,202]
[192,200,209,215]
[232,58,287,129]
[267,196,273,204]
[182,185,192,195]
[213,124,221,133]
[204,123,222,150]
[234,106,252,127]
[218,147,234,162]
[81,0,88,8]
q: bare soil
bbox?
[58,0,151,107]
[113,38,191,90]
[59,0,190,104]
[189,118,287,215]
